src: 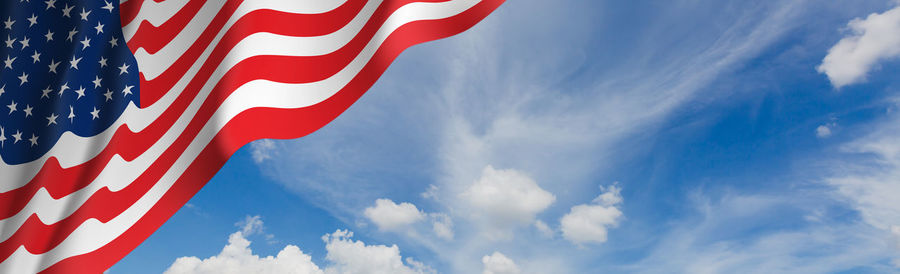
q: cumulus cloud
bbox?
[560,184,624,245]
[364,199,426,232]
[481,252,521,274]
[460,166,556,233]
[244,0,821,272]
[164,231,322,274]
[818,4,900,88]
[324,230,435,274]
[166,218,432,274]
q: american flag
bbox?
[0,0,503,272]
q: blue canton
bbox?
[0,0,139,164]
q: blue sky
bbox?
[111,0,900,273]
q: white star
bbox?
[67,27,77,41]
[30,51,40,63]
[80,8,92,21]
[28,134,38,147]
[23,105,33,117]
[0,126,4,147]
[109,37,118,47]
[0,84,4,97]
[68,106,75,121]
[27,14,38,27]
[48,59,60,73]
[122,85,134,96]
[44,29,53,41]
[45,0,56,10]
[41,86,52,99]
[103,89,113,101]
[47,113,58,125]
[92,76,102,88]
[99,56,108,68]
[74,86,85,99]
[118,63,130,75]
[58,82,69,95]
[4,35,14,48]
[17,72,28,86]
[18,37,29,49]
[90,107,100,120]
[94,22,104,34]
[79,37,90,50]
[62,4,74,17]
[70,56,82,69]
[3,17,13,30]
[3,55,14,69]
[12,130,22,144]
[102,1,115,12]
[7,101,17,114]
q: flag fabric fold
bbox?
[0,0,503,272]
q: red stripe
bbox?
[126,0,208,55]
[0,0,368,221]
[0,0,493,261]
[41,0,503,271]
[135,0,373,107]
[119,0,163,26]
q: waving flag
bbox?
[0,0,503,272]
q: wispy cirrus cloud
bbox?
[630,192,895,273]
[247,0,885,272]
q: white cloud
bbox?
[234,215,276,244]
[246,0,820,272]
[164,231,323,274]
[560,184,624,245]
[481,252,521,274]
[818,4,900,88]
[364,199,426,232]
[633,193,893,273]
[825,104,900,264]
[166,218,432,274]
[816,125,833,138]
[237,215,265,235]
[534,220,553,238]
[459,166,556,237]
[250,139,277,164]
[827,111,900,231]
[893,226,900,253]
[431,213,454,240]
[323,230,434,274]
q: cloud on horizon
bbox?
[164,217,434,274]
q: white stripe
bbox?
[0,0,383,235]
[0,0,378,189]
[0,1,481,271]
[121,0,189,39]
[132,0,359,80]
[121,0,347,41]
